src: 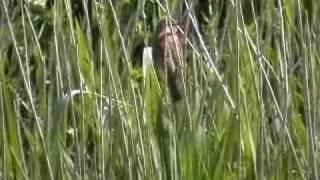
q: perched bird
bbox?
[152,18,189,101]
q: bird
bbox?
[152,19,189,101]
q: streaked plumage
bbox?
[152,20,185,101]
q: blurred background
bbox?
[0,0,319,179]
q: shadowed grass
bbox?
[0,0,319,179]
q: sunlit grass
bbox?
[0,0,319,179]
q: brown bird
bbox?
[152,19,188,101]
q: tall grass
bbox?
[0,0,319,179]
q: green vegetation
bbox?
[0,0,319,179]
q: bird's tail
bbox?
[167,70,183,102]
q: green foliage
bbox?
[0,0,319,179]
